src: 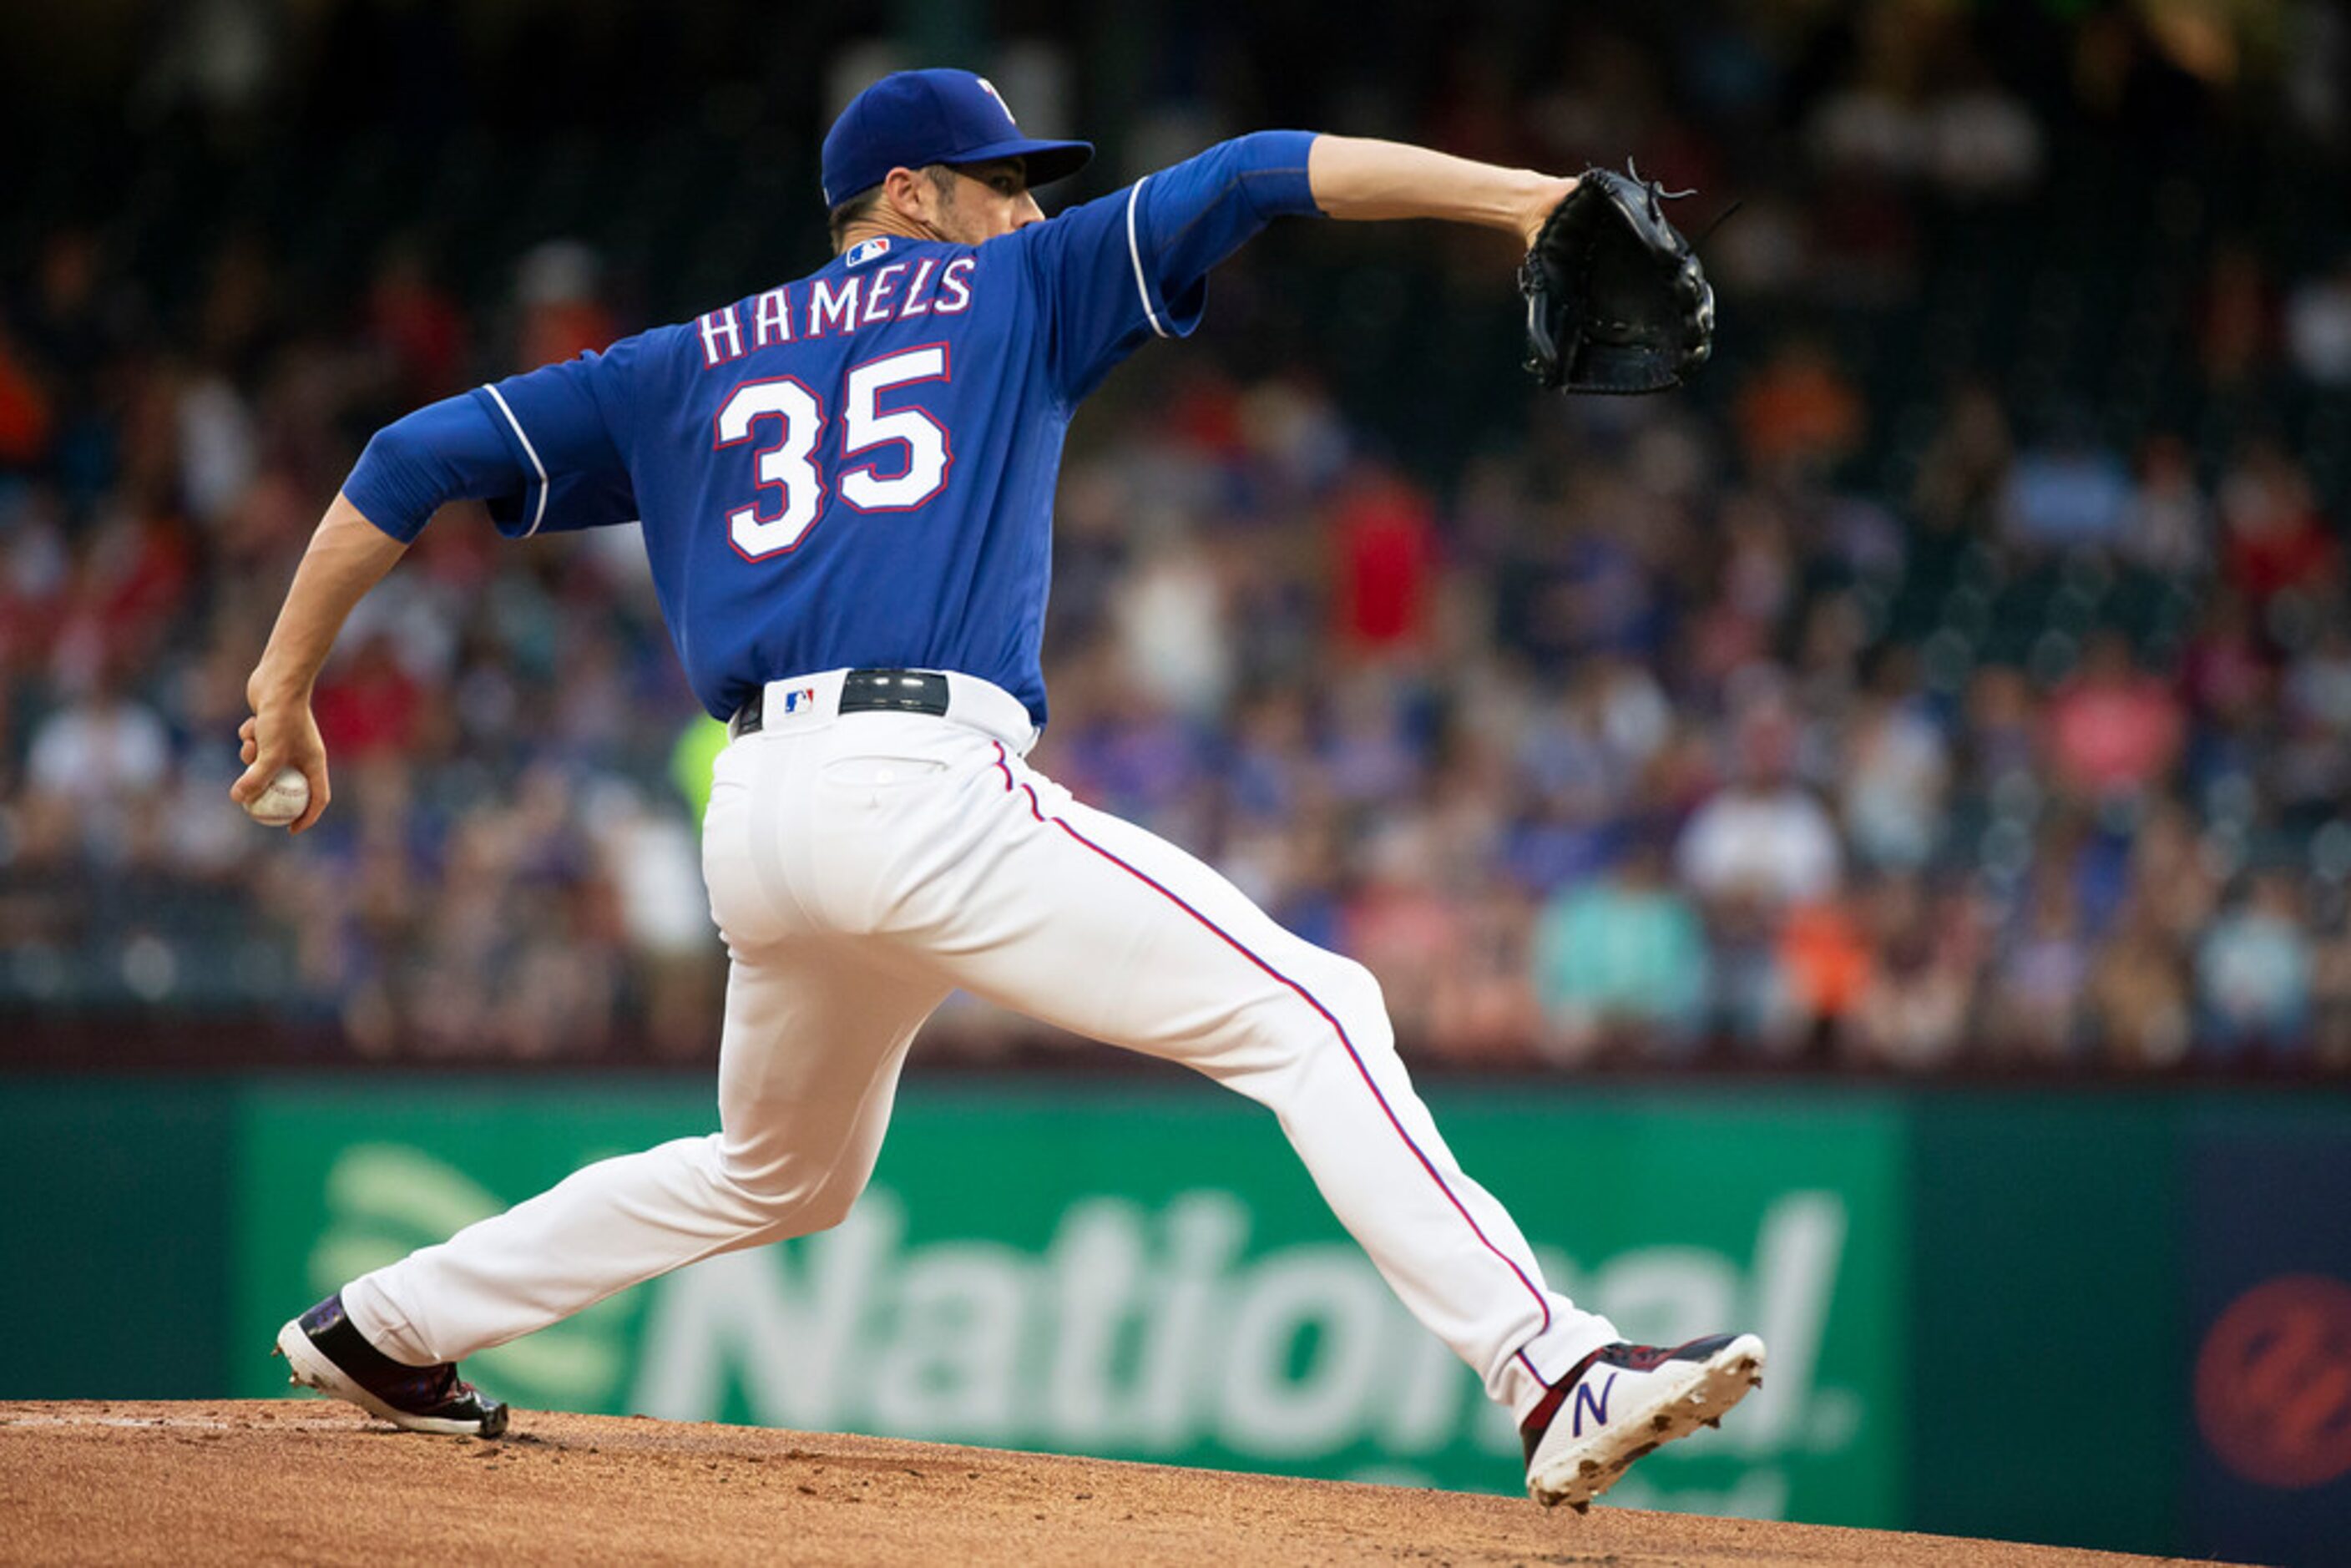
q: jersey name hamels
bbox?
[694,256,978,367]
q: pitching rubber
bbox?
[272,1319,506,1438]
[1528,1333,1767,1511]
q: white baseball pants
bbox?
[343,670,1616,1419]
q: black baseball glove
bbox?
[1519,163,1716,395]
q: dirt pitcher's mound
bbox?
[1,1401,2212,1566]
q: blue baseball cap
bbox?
[821,68,1093,209]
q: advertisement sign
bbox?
[235,1083,1904,1524]
[2185,1111,2351,1568]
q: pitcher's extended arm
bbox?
[230,493,409,832]
[1307,135,1574,246]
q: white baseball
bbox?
[245,766,311,827]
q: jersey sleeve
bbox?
[1017,130,1322,403]
[468,346,641,539]
[341,342,640,543]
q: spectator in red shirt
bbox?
[1329,463,1438,653]
[0,322,54,468]
[313,633,426,761]
[2045,631,2184,803]
[367,246,471,404]
[2219,438,2339,604]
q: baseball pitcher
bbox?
[237,68,1755,1510]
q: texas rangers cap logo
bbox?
[974,76,1015,125]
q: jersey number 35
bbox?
[713,343,953,559]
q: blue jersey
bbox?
[345,132,1322,726]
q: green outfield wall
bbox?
[3,1075,2343,1563]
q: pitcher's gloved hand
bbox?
[1519,163,1716,395]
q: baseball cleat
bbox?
[274,1292,509,1438]
[1522,1333,1765,1510]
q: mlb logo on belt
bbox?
[781,687,819,715]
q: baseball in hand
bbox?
[245,766,311,827]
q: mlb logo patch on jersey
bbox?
[845,236,892,268]
[781,687,820,715]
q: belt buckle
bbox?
[842,669,948,716]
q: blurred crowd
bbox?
[1029,363,2350,1075]
[3,2,2348,1071]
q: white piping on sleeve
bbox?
[1125,178,1168,339]
[481,384,551,537]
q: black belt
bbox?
[731,669,949,737]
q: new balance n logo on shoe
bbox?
[1571,1371,1616,1435]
